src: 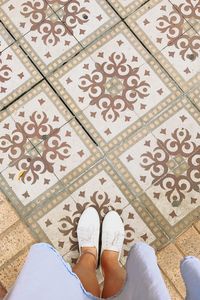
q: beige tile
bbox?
[194,220,200,233]
[0,192,19,235]
[175,227,200,258]
[158,243,185,297]
[0,222,35,267]
[0,248,29,289]
[162,272,183,300]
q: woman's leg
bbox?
[180,256,200,300]
[101,250,126,298]
[72,247,100,297]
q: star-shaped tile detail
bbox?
[169,210,177,218]
[22,191,30,198]
[180,115,187,122]
[77,150,84,157]
[126,154,134,162]
[45,219,52,227]
[99,177,106,185]
[79,191,85,197]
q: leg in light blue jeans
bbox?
[180,256,200,300]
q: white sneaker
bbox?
[101,211,125,260]
[77,207,100,256]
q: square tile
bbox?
[18,12,81,75]
[107,0,149,18]
[56,0,119,47]
[49,22,181,152]
[0,247,29,290]
[0,115,101,215]
[0,221,34,267]
[0,0,54,38]
[0,192,19,235]
[35,118,102,184]
[158,243,185,297]
[0,28,41,109]
[187,86,200,110]
[0,80,72,173]
[27,160,168,258]
[126,0,200,91]
[169,0,200,34]
[7,81,72,147]
[0,147,63,216]
[108,97,200,237]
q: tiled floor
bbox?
[0,0,200,298]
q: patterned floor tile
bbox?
[0,0,54,39]
[108,97,200,237]
[49,22,181,151]
[169,0,200,34]
[187,86,200,111]
[0,109,34,173]
[0,114,101,216]
[56,0,120,47]
[107,0,148,18]
[0,147,63,216]
[0,28,41,109]
[45,0,70,12]
[17,12,81,75]
[126,0,200,91]
[34,118,102,184]
[7,81,72,147]
[27,160,168,258]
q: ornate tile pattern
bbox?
[108,97,200,237]
[56,0,119,47]
[0,26,41,109]
[0,106,101,215]
[18,15,81,75]
[126,0,200,91]
[49,22,181,152]
[0,0,54,38]
[0,0,199,278]
[169,0,200,34]
[27,160,168,258]
[107,0,148,18]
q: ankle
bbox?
[101,250,120,272]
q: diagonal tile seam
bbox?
[0,219,36,268]
[0,241,33,272]
[0,22,16,53]
[161,269,184,299]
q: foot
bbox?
[101,211,125,263]
[77,207,100,265]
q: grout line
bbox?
[0,243,32,272]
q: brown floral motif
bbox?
[79,52,150,122]
[156,0,200,60]
[20,0,89,45]
[58,190,134,252]
[0,54,12,91]
[140,128,200,207]
[0,111,71,184]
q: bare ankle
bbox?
[101,250,121,272]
